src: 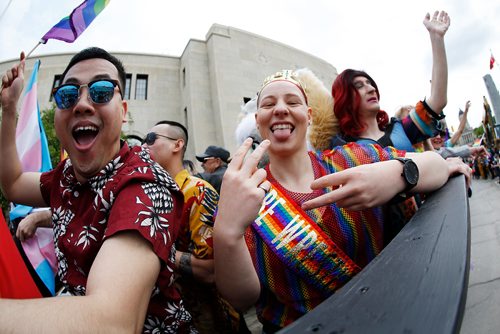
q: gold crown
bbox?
[258,70,308,103]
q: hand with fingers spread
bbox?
[423,10,450,37]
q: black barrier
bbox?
[279,176,470,334]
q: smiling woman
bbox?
[213,68,466,333]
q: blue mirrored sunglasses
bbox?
[52,79,122,109]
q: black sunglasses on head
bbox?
[52,79,122,110]
[142,132,178,145]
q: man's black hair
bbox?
[155,120,189,146]
[60,47,126,93]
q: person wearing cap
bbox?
[196,146,231,194]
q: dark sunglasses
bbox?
[202,157,216,163]
[52,79,123,110]
[142,132,178,145]
[248,136,261,150]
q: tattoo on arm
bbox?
[179,252,193,277]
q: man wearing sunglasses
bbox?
[196,146,231,194]
[144,121,244,333]
[0,48,193,332]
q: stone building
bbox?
[457,108,475,146]
[0,24,337,162]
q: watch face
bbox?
[405,160,419,186]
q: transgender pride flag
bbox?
[10,60,52,221]
[41,0,110,44]
[8,60,57,297]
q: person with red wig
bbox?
[316,11,452,242]
[329,11,450,152]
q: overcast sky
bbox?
[1,0,499,131]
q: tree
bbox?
[473,126,484,138]
[41,105,61,168]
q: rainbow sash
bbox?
[252,185,361,292]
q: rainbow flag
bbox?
[41,0,110,43]
[472,137,483,147]
[10,60,52,221]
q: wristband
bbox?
[422,99,445,120]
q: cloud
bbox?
[1,0,499,130]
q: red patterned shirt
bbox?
[40,143,195,333]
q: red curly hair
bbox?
[332,69,389,138]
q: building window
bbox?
[243,97,251,104]
[184,107,188,129]
[135,74,148,100]
[182,68,186,87]
[49,75,62,102]
[124,74,132,100]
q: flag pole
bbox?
[0,40,42,97]
[26,40,43,59]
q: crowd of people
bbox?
[0,9,487,334]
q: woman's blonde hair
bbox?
[295,68,338,151]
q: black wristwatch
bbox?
[394,157,419,194]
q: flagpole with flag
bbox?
[7,60,58,297]
[41,0,110,45]
[0,0,110,94]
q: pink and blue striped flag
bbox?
[9,60,57,296]
[41,0,110,44]
[10,60,52,221]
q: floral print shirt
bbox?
[174,170,240,333]
[40,143,196,333]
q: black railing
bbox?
[280,176,470,334]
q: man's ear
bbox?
[121,101,128,124]
[173,139,185,153]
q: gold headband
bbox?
[258,70,308,103]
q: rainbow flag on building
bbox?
[41,0,110,43]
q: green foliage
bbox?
[473,126,485,138]
[41,105,61,168]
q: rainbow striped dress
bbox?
[245,143,403,329]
